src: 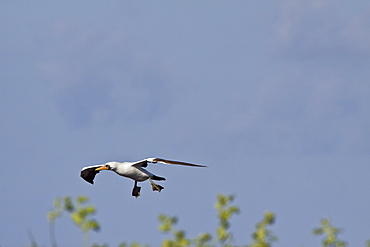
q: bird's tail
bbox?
[151,175,166,181]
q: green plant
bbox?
[41,194,368,247]
[214,194,240,246]
[248,211,277,247]
[48,196,100,247]
[159,214,191,247]
[313,218,346,247]
[158,194,241,247]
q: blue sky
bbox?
[1,1,370,246]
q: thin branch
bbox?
[27,229,38,247]
[49,221,58,247]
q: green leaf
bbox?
[48,212,56,222]
[63,197,74,212]
[264,211,275,224]
[88,219,101,232]
[195,232,212,243]
[77,195,89,204]
[71,212,83,226]
[53,198,62,210]
[84,205,96,215]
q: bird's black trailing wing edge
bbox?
[80,166,100,184]
[131,159,149,168]
[140,161,148,167]
[151,175,166,181]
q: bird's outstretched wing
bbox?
[146,158,206,167]
[80,165,102,184]
[131,159,151,168]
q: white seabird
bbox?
[80,157,206,197]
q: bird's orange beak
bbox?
[95,165,109,171]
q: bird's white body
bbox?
[107,161,154,182]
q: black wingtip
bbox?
[80,167,99,185]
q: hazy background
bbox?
[1,1,370,246]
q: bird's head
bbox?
[95,163,112,171]
[95,161,119,172]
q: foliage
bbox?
[214,194,240,246]
[48,196,100,247]
[38,194,366,247]
[158,214,191,247]
[313,219,347,247]
[157,194,240,247]
[248,211,277,247]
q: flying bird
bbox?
[80,157,206,197]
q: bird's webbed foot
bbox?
[132,182,141,198]
[149,179,164,192]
